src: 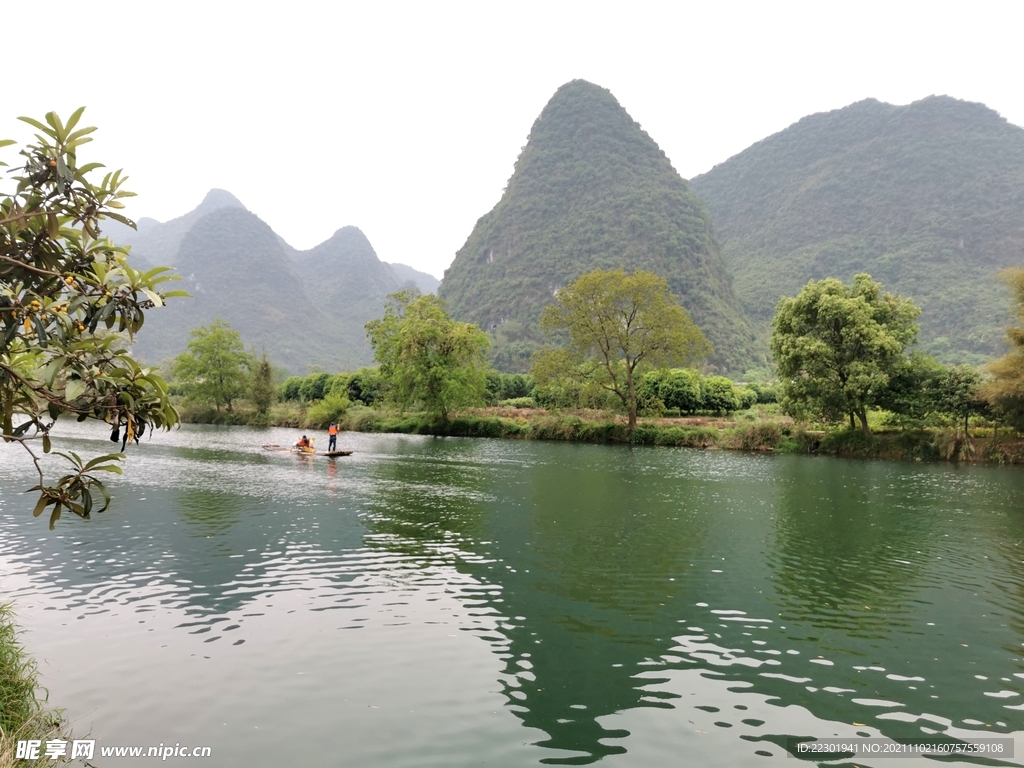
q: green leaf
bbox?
[101,212,134,227]
[94,479,111,513]
[140,288,163,307]
[17,116,51,134]
[43,355,66,388]
[48,503,62,530]
[65,379,86,402]
[76,162,105,176]
[87,464,123,474]
[63,107,86,135]
[31,495,50,517]
[83,452,125,471]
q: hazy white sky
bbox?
[4,1,1022,278]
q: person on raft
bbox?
[328,423,338,452]
[295,435,311,449]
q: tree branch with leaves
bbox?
[1,109,185,527]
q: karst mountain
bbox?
[439,79,763,373]
[109,190,436,372]
[690,95,1024,364]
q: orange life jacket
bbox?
[328,425,338,435]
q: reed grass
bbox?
[0,605,69,767]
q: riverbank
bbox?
[0,606,69,767]
[178,404,1024,465]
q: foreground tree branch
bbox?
[1,109,186,527]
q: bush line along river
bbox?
[2,422,1024,766]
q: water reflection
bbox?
[178,488,246,538]
[361,443,709,763]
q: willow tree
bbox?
[532,268,711,431]
[771,274,919,434]
[984,268,1024,430]
[366,291,491,420]
[1,110,183,526]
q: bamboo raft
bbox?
[261,444,352,457]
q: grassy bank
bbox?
[177,404,1024,465]
[334,408,1024,463]
[0,606,69,767]
[175,401,306,428]
[333,409,1024,462]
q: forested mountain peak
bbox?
[109,187,247,267]
[440,79,763,372]
[307,226,379,263]
[691,94,1024,363]
[296,224,401,299]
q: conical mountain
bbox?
[440,79,762,372]
[690,96,1024,363]
[131,207,343,372]
[291,226,405,366]
[109,188,247,267]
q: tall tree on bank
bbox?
[172,320,252,412]
[250,350,276,417]
[532,268,712,431]
[0,110,183,527]
[983,268,1024,430]
[771,274,920,434]
[365,291,491,420]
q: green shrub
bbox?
[347,368,384,406]
[661,369,704,413]
[303,393,351,429]
[735,386,759,411]
[749,382,779,404]
[721,422,783,450]
[281,376,304,402]
[638,368,703,414]
[298,372,330,403]
[632,424,717,447]
[701,376,740,414]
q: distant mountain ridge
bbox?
[114,191,430,373]
[388,263,439,294]
[105,189,247,268]
[690,95,1024,363]
[440,79,763,372]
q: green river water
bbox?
[2,423,1024,766]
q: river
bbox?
[1,423,1023,766]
